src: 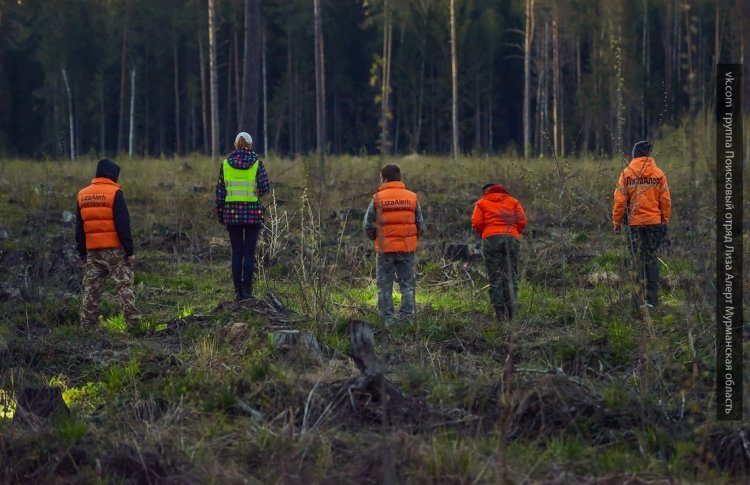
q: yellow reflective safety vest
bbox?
[223,159,259,202]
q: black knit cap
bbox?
[96,159,120,182]
[632,140,652,159]
[482,183,495,193]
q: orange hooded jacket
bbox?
[612,157,671,227]
[471,185,527,239]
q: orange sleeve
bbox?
[659,176,671,224]
[612,172,627,226]
[515,201,527,235]
[471,201,484,236]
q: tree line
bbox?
[0,0,747,160]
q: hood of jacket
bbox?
[96,159,120,182]
[482,184,508,200]
[227,148,258,169]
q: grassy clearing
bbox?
[0,152,747,482]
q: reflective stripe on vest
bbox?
[223,159,259,202]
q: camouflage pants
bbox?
[482,235,520,321]
[376,252,416,323]
[626,225,666,307]
[80,248,140,326]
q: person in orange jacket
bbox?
[363,164,425,324]
[472,183,527,321]
[76,159,140,329]
[612,140,671,308]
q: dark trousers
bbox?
[627,224,666,307]
[227,224,261,297]
[482,235,520,321]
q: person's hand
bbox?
[126,255,135,267]
[613,224,621,235]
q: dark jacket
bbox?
[215,149,270,225]
[76,159,134,258]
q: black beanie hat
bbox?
[632,140,652,159]
[96,159,120,182]
[482,183,495,193]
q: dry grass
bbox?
[0,150,745,483]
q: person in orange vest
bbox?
[76,159,140,328]
[215,132,270,301]
[472,183,527,322]
[612,141,671,308]
[363,164,424,324]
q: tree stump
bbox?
[13,386,69,425]
[270,329,322,354]
[349,319,382,375]
[347,320,404,403]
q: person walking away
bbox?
[471,183,527,322]
[363,165,424,324]
[76,159,140,328]
[215,132,270,301]
[612,141,671,308]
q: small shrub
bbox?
[607,321,635,365]
[546,435,585,462]
[104,359,140,390]
[102,314,126,332]
[602,382,629,410]
[54,416,88,443]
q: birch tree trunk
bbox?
[474,73,480,153]
[641,0,648,138]
[198,31,209,154]
[173,27,181,155]
[129,67,135,158]
[240,0,261,138]
[117,9,130,154]
[449,0,459,161]
[287,27,294,154]
[379,0,392,159]
[313,0,326,196]
[208,0,219,159]
[523,0,534,159]
[262,24,268,154]
[414,41,425,153]
[234,30,241,130]
[225,35,233,140]
[99,75,105,156]
[61,68,75,160]
[552,18,559,158]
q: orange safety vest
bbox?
[612,157,671,226]
[373,181,418,253]
[77,177,122,250]
[471,191,527,239]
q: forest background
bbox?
[1,0,748,160]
